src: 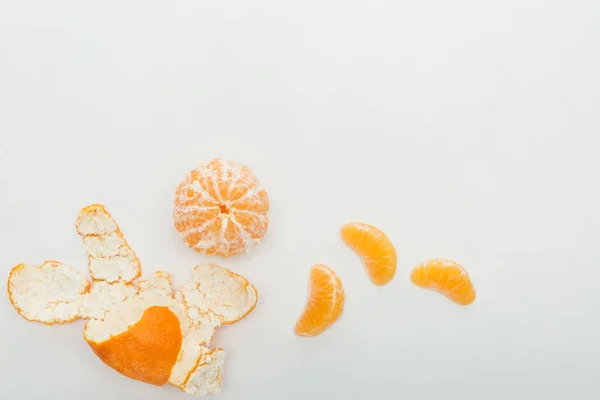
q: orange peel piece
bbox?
[76,204,141,283]
[87,306,182,386]
[7,204,258,396]
[82,272,176,345]
[178,263,258,325]
[341,222,397,285]
[411,258,476,305]
[7,261,90,325]
[295,264,345,337]
[180,348,226,396]
[80,280,137,321]
[168,263,257,395]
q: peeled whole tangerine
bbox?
[173,158,270,258]
[7,204,258,396]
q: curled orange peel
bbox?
[7,204,258,395]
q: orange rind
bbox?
[7,261,90,325]
[410,258,476,305]
[295,264,345,337]
[76,204,141,283]
[87,306,182,386]
[341,222,397,285]
[173,158,270,257]
[178,263,258,325]
[175,348,226,396]
[7,204,258,396]
[168,264,257,394]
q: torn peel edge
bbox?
[171,347,225,395]
[7,261,91,326]
[182,347,224,389]
[85,306,183,386]
[75,204,142,283]
[221,283,258,325]
[185,263,258,325]
[183,283,258,326]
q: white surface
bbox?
[1,1,600,399]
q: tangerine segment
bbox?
[173,158,270,257]
[411,258,476,305]
[295,264,345,337]
[7,261,90,325]
[87,306,182,386]
[340,222,397,285]
[76,204,141,283]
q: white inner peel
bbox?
[76,206,140,283]
[181,349,226,396]
[180,263,258,324]
[8,203,257,396]
[9,262,256,396]
[8,262,89,324]
[83,272,179,344]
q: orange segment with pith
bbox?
[340,222,397,285]
[411,258,476,305]
[295,264,345,337]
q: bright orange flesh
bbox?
[87,306,183,386]
[410,258,476,305]
[295,264,345,337]
[173,158,270,257]
[340,222,397,285]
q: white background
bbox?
[1,1,599,399]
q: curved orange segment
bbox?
[87,306,183,386]
[340,222,397,285]
[410,258,476,305]
[295,264,345,337]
